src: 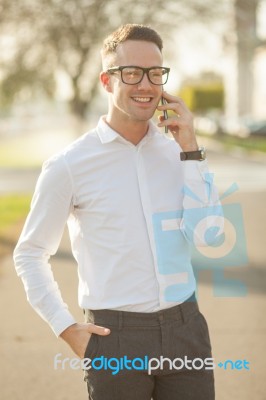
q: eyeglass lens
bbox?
[121,67,168,85]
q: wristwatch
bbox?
[180,147,206,161]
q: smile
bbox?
[132,97,152,103]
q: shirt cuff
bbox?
[49,309,77,337]
[182,159,210,182]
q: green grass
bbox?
[0,194,31,234]
[199,133,266,153]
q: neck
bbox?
[104,113,149,145]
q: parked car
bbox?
[220,117,266,138]
[245,120,266,137]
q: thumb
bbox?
[87,323,111,336]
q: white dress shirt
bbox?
[14,117,222,337]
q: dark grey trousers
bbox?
[83,293,215,400]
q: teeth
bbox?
[133,97,151,103]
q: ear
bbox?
[100,71,112,93]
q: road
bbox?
[207,149,266,193]
[0,167,41,194]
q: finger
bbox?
[158,115,181,128]
[87,323,111,335]
[157,101,178,111]
[157,102,183,117]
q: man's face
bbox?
[103,40,164,126]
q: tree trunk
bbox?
[235,0,258,117]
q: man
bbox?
[14,24,222,399]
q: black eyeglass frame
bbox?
[106,65,170,85]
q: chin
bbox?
[136,111,156,122]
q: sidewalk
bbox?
[1,192,266,399]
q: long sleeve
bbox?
[13,155,77,337]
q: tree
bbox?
[234,0,260,116]
[0,0,227,120]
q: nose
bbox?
[137,72,152,90]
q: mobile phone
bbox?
[161,97,168,133]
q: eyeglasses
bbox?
[106,66,170,85]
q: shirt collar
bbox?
[96,116,159,145]
[96,117,120,144]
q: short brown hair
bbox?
[101,24,163,69]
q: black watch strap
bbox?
[180,147,206,161]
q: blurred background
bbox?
[0,0,266,399]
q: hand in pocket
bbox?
[60,322,111,359]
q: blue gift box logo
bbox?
[152,179,249,300]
